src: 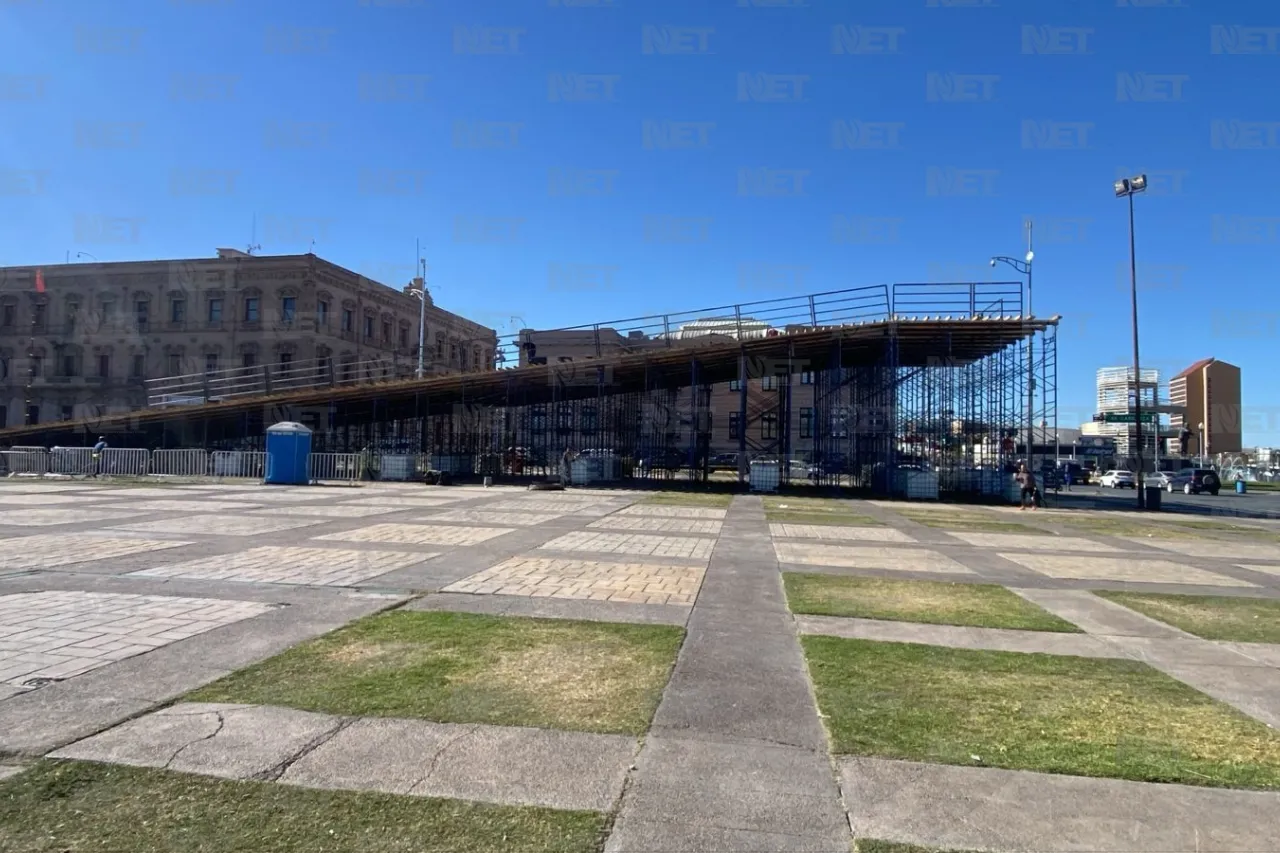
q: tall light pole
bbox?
[1198,421,1205,468]
[1115,174,1148,508]
[409,262,428,380]
[990,225,1035,476]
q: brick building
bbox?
[0,250,497,428]
[1169,357,1243,457]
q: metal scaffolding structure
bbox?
[1,281,1059,498]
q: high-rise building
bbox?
[1169,358,1242,458]
[1080,366,1163,463]
[0,251,497,428]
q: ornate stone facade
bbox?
[0,251,497,427]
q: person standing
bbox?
[1016,463,1037,511]
[91,436,107,478]
[560,447,574,487]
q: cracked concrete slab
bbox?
[1010,588,1191,638]
[842,756,1280,853]
[795,614,1127,658]
[283,717,635,812]
[50,703,343,781]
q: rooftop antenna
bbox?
[246,214,261,256]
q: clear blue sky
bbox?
[3,0,1278,443]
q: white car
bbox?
[1099,470,1137,489]
[1149,471,1177,488]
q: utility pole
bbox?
[414,240,427,380]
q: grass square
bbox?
[1051,515,1207,540]
[187,611,684,735]
[802,637,1280,789]
[1095,591,1280,644]
[765,509,883,527]
[640,492,733,508]
[0,761,604,853]
[783,574,1080,633]
[894,511,1046,535]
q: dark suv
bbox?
[1178,468,1221,496]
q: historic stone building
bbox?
[0,250,497,428]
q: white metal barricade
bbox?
[1,449,49,476]
[99,448,149,477]
[148,449,209,477]
[49,447,95,476]
[309,452,361,484]
[212,450,266,479]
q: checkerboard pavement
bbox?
[443,557,704,605]
[315,523,516,547]
[0,591,274,688]
[539,531,715,560]
[0,534,193,572]
[106,515,326,537]
[0,509,146,527]
[588,516,722,534]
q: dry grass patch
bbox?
[0,761,604,853]
[784,574,1080,632]
[765,509,883,527]
[188,611,683,735]
[803,637,1280,789]
[640,492,733,508]
[1050,514,1209,540]
[894,510,1047,535]
[1096,591,1280,644]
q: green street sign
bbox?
[1102,412,1157,424]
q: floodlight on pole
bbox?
[1115,173,1148,508]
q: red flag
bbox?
[34,268,45,294]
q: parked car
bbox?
[1149,471,1177,488]
[1099,469,1137,489]
[1166,468,1221,496]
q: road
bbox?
[1053,483,1280,519]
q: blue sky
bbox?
[3,0,1278,443]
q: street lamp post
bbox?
[408,259,429,380]
[1115,174,1148,509]
[1198,421,1205,468]
[990,234,1036,477]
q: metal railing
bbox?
[144,356,413,407]
[212,450,266,479]
[149,449,209,477]
[309,452,361,484]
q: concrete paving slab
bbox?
[947,531,1120,552]
[1221,642,1280,668]
[0,686,157,757]
[51,703,344,781]
[795,614,1127,658]
[605,818,844,853]
[842,756,1280,853]
[1011,588,1192,638]
[613,504,728,520]
[1149,662,1280,729]
[0,764,24,781]
[315,523,515,547]
[769,524,913,543]
[128,546,431,587]
[1141,539,1280,561]
[617,735,848,840]
[1106,636,1268,668]
[404,592,691,626]
[443,556,703,606]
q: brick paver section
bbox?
[104,499,262,513]
[947,532,1120,552]
[1000,553,1257,586]
[0,509,145,527]
[129,546,431,587]
[769,523,912,543]
[337,496,463,508]
[539,531,715,560]
[315,523,515,547]
[444,556,704,605]
[247,505,406,519]
[485,499,617,512]
[615,505,728,520]
[0,591,273,688]
[0,535,192,571]
[427,510,565,526]
[107,515,326,537]
[773,541,974,574]
[589,516,722,534]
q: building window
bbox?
[279,351,293,367]
[30,355,43,377]
[473,347,481,369]
[762,375,777,391]
[317,300,329,326]
[581,406,598,433]
[131,354,145,378]
[65,300,80,333]
[0,356,8,380]
[97,354,110,378]
[242,352,257,369]
[399,327,408,347]
[166,354,181,375]
[244,297,260,323]
[800,407,813,439]
[761,413,778,440]
[60,405,73,422]
[450,343,458,363]
[0,405,6,427]
[1,304,14,327]
[341,308,353,332]
[207,298,222,323]
[170,299,185,323]
[800,371,814,385]
[100,300,115,324]
[281,296,296,324]
[204,354,219,374]
[436,338,444,359]
[729,379,741,392]
[33,302,47,330]
[135,301,149,330]
[556,404,572,430]
[61,353,79,377]
[381,320,390,342]
[460,348,469,369]
[364,316,374,340]
[26,405,39,425]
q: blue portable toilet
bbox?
[264,422,313,485]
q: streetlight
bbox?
[991,233,1036,476]
[1198,421,1205,468]
[1115,173,1147,508]
[407,259,429,379]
